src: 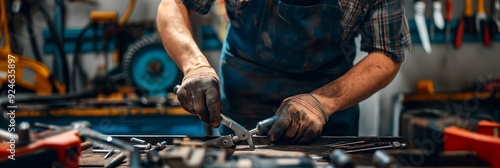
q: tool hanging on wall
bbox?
[443,0,453,66]
[454,0,475,49]
[476,0,492,47]
[430,0,445,40]
[414,0,431,54]
[493,0,500,33]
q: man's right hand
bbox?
[176,66,222,128]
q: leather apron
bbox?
[219,0,359,136]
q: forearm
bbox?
[157,0,210,74]
[311,52,401,115]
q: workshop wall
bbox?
[17,0,500,136]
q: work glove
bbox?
[268,93,329,143]
[176,66,222,128]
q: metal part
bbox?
[133,143,152,150]
[104,152,127,168]
[104,149,116,159]
[204,135,235,148]
[373,150,400,168]
[130,137,147,144]
[345,141,406,153]
[476,0,487,34]
[0,129,17,142]
[326,137,380,148]
[17,122,31,146]
[330,149,354,168]
[494,0,500,32]
[150,141,168,152]
[414,0,431,54]
[220,114,254,149]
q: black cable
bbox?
[38,3,70,93]
[72,23,94,92]
[24,8,44,63]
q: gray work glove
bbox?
[176,66,222,128]
[268,93,329,143]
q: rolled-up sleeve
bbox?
[359,0,411,62]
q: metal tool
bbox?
[433,0,445,30]
[476,0,487,34]
[476,0,492,47]
[344,141,406,153]
[494,0,500,32]
[329,149,355,168]
[325,137,380,148]
[203,115,278,149]
[173,85,273,150]
[455,0,475,49]
[204,114,256,149]
[414,0,431,54]
[104,150,116,159]
[443,0,453,66]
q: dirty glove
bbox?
[176,66,222,128]
[268,93,329,143]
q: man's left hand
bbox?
[268,94,329,143]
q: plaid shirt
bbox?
[339,0,411,62]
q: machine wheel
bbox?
[123,34,182,96]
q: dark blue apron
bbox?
[219,0,359,136]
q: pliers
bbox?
[204,114,257,149]
[173,85,277,150]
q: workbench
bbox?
[79,136,400,167]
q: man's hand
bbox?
[176,66,222,128]
[268,94,329,143]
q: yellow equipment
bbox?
[0,0,65,95]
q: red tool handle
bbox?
[444,126,500,168]
[454,19,465,48]
[482,21,492,47]
[445,0,452,21]
[477,120,499,136]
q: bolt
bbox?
[130,137,147,144]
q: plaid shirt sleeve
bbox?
[341,0,411,62]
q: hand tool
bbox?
[433,0,445,30]
[203,115,278,149]
[414,0,432,54]
[476,0,492,47]
[325,137,380,148]
[454,0,475,48]
[445,0,453,43]
[173,85,258,149]
[344,141,406,153]
[443,0,453,66]
[203,114,256,149]
[494,0,500,33]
